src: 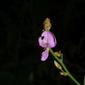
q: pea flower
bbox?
[38,31,57,61]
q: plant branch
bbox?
[49,48,81,85]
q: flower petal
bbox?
[41,49,49,61]
[47,31,57,48]
[38,36,47,48]
[38,31,57,48]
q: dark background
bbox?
[0,0,85,85]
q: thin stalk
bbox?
[49,48,81,85]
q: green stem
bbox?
[49,48,81,85]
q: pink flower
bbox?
[38,31,57,61]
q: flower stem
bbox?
[49,48,81,85]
